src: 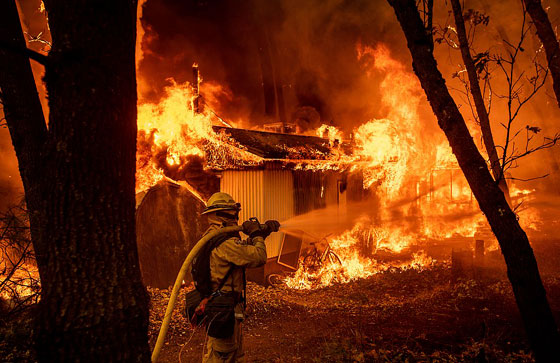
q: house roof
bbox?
[212,126,352,160]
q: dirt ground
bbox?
[148,241,560,363]
[2,241,559,362]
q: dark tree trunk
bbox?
[387,0,560,360]
[0,0,49,272]
[523,0,560,108]
[450,0,510,202]
[0,0,150,361]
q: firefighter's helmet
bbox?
[201,192,241,215]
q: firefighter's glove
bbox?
[242,220,262,238]
[242,219,280,238]
[264,220,280,233]
[256,220,280,238]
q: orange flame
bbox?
[135,80,262,192]
[285,218,434,289]
[134,43,541,289]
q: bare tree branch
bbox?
[488,3,551,182]
[25,31,52,49]
[387,1,560,359]
[0,201,39,315]
[523,0,560,108]
[450,0,509,200]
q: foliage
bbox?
[0,201,40,317]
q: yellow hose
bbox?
[151,225,243,362]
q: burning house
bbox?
[210,126,364,284]
[133,54,503,290]
[133,37,543,291]
[136,123,364,287]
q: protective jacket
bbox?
[203,217,267,363]
[207,223,267,294]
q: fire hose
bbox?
[151,218,280,361]
[151,225,243,362]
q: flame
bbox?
[133,43,541,290]
[316,124,343,147]
[509,184,542,232]
[0,262,40,301]
[284,218,434,290]
[284,44,491,288]
[135,80,262,192]
[354,119,410,192]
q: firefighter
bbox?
[201,192,279,363]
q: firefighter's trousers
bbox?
[203,319,244,363]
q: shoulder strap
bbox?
[211,231,240,294]
[193,230,240,297]
[215,264,236,293]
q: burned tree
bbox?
[387,0,560,360]
[523,0,560,108]
[0,0,149,361]
[449,0,510,200]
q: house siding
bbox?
[221,170,294,257]
[220,169,363,261]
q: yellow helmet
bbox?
[201,192,241,215]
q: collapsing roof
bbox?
[212,126,352,161]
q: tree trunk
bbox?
[450,0,510,202]
[0,0,49,273]
[523,0,560,108]
[387,0,560,360]
[0,0,150,361]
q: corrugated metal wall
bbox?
[263,170,294,256]
[293,171,326,215]
[220,170,294,257]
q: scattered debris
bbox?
[148,262,558,362]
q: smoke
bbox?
[435,0,560,189]
[136,0,418,131]
[2,0,560,214]
[136,0,560,189]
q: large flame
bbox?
[283,44,477,288]
[284,217,434,290]
[136,80,261,192]
[134,43,541,290]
